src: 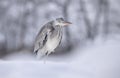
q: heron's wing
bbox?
[33,22,53,54]
[57,28,62,47]
[58,34,62,46]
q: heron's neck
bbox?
[54,25,62,31]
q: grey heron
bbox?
[34,18,72,59]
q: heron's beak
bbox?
[63,21,72,26]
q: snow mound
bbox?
[0,38,120,78]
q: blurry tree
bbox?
[80,0,93,40]
[101,0,110,37]
[79,0,110,40]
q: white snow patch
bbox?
[0,37,120,78]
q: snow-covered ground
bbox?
[0,37,120,78]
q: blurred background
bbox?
[1,0,120,58]
[1,0,120,78]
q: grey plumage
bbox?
[34,18,71,59]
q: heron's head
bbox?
[53,18,72,27]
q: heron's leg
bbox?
[36,51,44,60]
[43,51,50,63]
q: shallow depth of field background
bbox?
[0,0,120,78]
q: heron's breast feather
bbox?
[45,37,60,52]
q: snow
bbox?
[0,37,120,78]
